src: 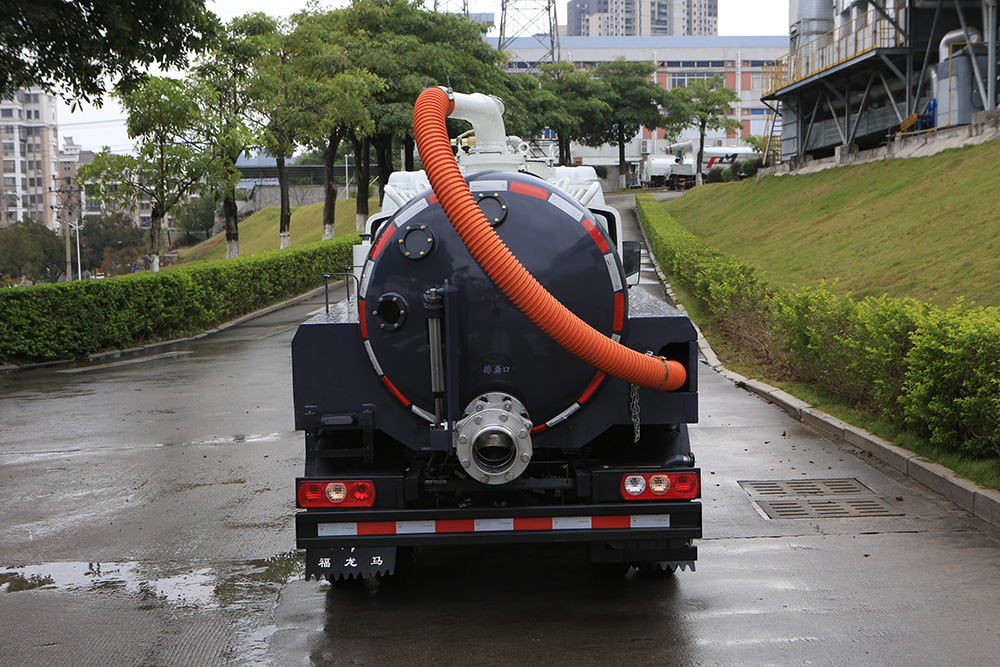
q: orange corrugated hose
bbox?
[412,86,685,392]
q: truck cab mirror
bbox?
[622,240,642,285]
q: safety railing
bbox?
[764,6,907,96]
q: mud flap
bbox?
[306,547,397,581]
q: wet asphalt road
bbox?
[2,195,1000,666]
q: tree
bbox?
[0,0,216,106]
[328,0,509,230]
[536,63,611,166]
[743,134,766,153]
[193,13,272,259]
[286,10,382,240]
[79,212,146,272]
[246,17,328,249]
[0,219,64,285]
[668,75,743,186]
[175,196,217,241]
[590,59,675,188]
[79,76,211,272]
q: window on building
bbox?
[0,109,11,118]
[3,159,13,171]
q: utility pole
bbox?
[51,176,82,281]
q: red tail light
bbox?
[620,472,699,500]
[297,480,377,508]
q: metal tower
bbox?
[433,0,469,16]
[498,0,560,71]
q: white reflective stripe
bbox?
[360,259,373,297]
[396,520,436,534]
[604,253,623,291]
[363,340,383,376]
[318,523,358,537]
[631,514,671,528]
[552,516,592,530]
[470,180,508,192]
[394,197,428,226]
[548,193,584,221]
[410,404,436,423]
[474,518,515,532]
[546,403,580,427]
[612,333,621,343]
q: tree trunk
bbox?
[403,135,415,171]
[322,131,341,241]
[376,137,394,208]
[276,149,291,249]
[696,121,707,187]
[149,205,164,272]
[558,135,571,166]
[353,136,370,234]
[617,123,628,190]
[224,192,239,259]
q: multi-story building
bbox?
[566,0,717,37]
[505,35,787,166]
[1,87,60,230]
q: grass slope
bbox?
[661,138,1000,308]
[178,197,379,264]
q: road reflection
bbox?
[313,545,699,665]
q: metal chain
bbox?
[630,383,641,443]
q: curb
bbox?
[632,203,1000,531]
[0,283,330,375]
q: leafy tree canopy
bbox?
[0,0,217,106]
[80,212,147,271]
[0,219,64,285]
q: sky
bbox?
[56,0,790,154]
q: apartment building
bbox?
[566,0,717,37]
[1,87,60,230]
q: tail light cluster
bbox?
[297,480,376,508]
[620,472,699,501]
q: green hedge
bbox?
[636,194,1000,459]
[0,234,359,365]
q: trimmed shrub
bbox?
[0,234,360,365]
[721,168,734,182]
[901,304,1000,457]
[635,193,1000,459]
[705,167,725,183]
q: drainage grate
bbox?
[739,478,874,497]
[739,478,903,520]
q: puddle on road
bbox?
[56,351,194,374]
[0,551,303,607]
[1,552,304,663]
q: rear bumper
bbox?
[297,501,701,549]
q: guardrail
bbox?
[764,7,907,96]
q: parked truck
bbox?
[642,141,760,189]
[292,89,702,580]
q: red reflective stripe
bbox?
[358,299,368,338]
[428,193,438,204]
[436,519,475,533]
[370,227,395,260]
[514,517,553,531]
[592,515,630,529]
[511,181,548,200]
[531,424,547,434]
[381,376,411,407]
[613,292,624,330]
[578,372,606,404]
[581,217,611,253]
[358,521,396,536]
